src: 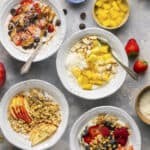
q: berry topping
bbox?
[101,127,110,137]
[114,127,129,146]
[88,125,101,138]
[83,135,92,144]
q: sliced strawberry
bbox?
[83,135,92,144]
[48,24,55,33]
[33,2,39,9]
[0,63,6,88]
[88,125,101,138]
[20,0,33,5]
[125,38,140,57]
[16,7,22,15]
[133,59,148,73]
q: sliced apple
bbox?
[9,96,32,123]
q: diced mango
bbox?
[95,1,103,7]
[71,67,81,78]
[120,4,128,12]
[99,45,109,53]
[103,54,112,60]
[103,3,111,10]
[92,40,101,47]
[87,54,98,63]
[81,84,92,90]
[94,0,129,27]
[91,47,101,54]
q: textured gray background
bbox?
[0,0,150,149]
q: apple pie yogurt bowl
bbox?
[0,79,69,150]
[70,106,141,150]
[56,28,128,100]
[0,0,66,62]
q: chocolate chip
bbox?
[55,19,61,26]
[63,9,67,15]
[79,23,86,30]
[80,12,86,20]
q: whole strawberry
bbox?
[125,38,140,57]
[133,59,148,73]
[0,62,6,88]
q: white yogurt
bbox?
[65,52,87,70]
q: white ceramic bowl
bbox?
[0,0,66,62]
[70,106,141,150]
[0,79,69,150]
[56,27,128,100]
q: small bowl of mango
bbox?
[93,0,130,30]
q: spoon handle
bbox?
[111,53,138,80]
[20,44,42,75]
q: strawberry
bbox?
[48,24,55,33]
[125,38,140,57]
[83,135,92,144]
[133,59,148,73]
[88,125,101,138]
[0,62,6,88]
[20,0,33,4]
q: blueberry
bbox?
[8,31,12,36]
[10,8,16,16]
[8,23,14,30]
[34,37,40,43]
[103,143,108,148]
[109,139,116,145]
[79,23,86,30]
[85,145,90,150]
[104,121,114,130]
[55,19,61,26]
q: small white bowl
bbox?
[70,106,141,150]
[0,79,69,150]
[0,0,66,62]
[56,27,128,100]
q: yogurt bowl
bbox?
[0,0,66,62]
[70,106,141,150]
[56,27,128,100]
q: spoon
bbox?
[20,34,54,75]
[98,38,138,80]
[20,41,45,75]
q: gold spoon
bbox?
[98,38,138,80]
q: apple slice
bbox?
[9,96,32,123]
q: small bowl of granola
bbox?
[0,79,69,150]
[70,106,141,150]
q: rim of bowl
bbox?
[56,27,128,100]
[67,0,86,4]
[135,85,150,125]
[92,0,130,30]
[70,106,141,150]
[0,0,66,62]
[0,79,69,150]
